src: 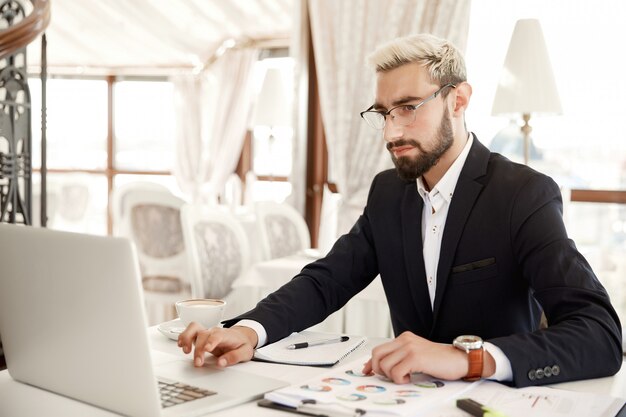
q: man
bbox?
[178,34,622,387]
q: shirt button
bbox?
[528,370,536,381]
[551,365,560,376]
[535,368,544,379]
[543,366,552,377]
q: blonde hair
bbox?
[368,34,466,88]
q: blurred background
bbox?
[1,0,624,343]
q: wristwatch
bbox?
[453,335,484,381]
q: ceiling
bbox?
[25,0,293,75]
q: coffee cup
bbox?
[175,298,226,328]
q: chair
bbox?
[317,184,342,256]
[254,201,310,260]
[180,204,251,302]
[221,173,243,209]
[46,176,90,232]
[111,181,170,235]
[115,187,190,325]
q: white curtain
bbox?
[308,0,472,235]
[172,48,259,203]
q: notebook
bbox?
[253,331,366,366]
[0,224,286,417]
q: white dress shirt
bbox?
[237,133,512,381]
[416,134,512,381]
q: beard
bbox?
[387,108,454,181]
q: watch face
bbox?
[453,335,483,350]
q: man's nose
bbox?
[383,120,405,144]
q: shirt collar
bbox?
[417,133,474,204]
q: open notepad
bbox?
[253,331,366,367]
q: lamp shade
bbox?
[251,67,291,127]
[492,19,562,115]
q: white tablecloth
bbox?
[229,252,393,338]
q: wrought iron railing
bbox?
[0,0,49,225]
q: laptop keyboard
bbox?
[158,378,216,408]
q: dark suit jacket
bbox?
[225,136,622,387]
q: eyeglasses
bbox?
[360,83,456,130]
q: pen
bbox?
[456,398,507,417]
[286,336,350,350]
[299,399,365,417]
[298,403,365,417]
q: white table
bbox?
[0,327,625,416]
[231,252,394,338]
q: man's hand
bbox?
[362,331,470,383]
[177,322,258,368]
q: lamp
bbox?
[492,18,562,165]
[251,67,291,180]
[252,67,291,128]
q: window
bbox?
[29,77,178,235]
[114,81,176,171]
[466,0,626,322]
[30,79,108,170]
[248,55,295,203]
[466,0,626,189]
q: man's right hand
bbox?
[177,322,258,368]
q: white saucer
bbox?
[157,318,186,341]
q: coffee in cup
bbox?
[175,298,226,328]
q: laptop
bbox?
[0,224,286,416]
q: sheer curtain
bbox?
[172,48,259,203]
[308,0,471,235]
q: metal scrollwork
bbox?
[0,0,32,224]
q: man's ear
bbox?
[452,82,472,116]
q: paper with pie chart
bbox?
[264,358,477,416]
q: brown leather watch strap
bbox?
[463,347,484,381]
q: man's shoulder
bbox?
[483,152,559,195]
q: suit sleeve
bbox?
[222,176,381,344]
[488,174,622,387]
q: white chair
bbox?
[317,184,342,256]
[111,181,170,235]
[47,176,90,232]
[116,187,190,325]
[181,204,250,300]
[254,201,310,260]
[221,173,243,209]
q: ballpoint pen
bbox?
[456,398,507,417]
[286,336,350,350]
[297,401,366,417]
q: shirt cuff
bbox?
[233,319,268,348]
[483,341,513,381]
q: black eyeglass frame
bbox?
[360,83,457,130]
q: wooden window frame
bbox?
[33,75,175,235]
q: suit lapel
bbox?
[401,181,433,331]
[431,138,489,327]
